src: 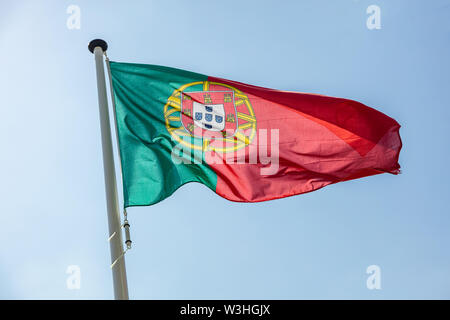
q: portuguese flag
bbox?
[109,61,402,207]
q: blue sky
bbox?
[1,0,449,299]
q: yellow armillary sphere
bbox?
[164,80,257,153]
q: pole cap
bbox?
[88,39,108,53]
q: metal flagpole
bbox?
[88,39,129,300]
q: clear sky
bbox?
[1,0,449,299]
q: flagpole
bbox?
[88,39,129,300]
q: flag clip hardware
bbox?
[109,210,132,269]
[123,209,132,250]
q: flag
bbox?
[109,61,402,207]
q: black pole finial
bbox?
[88,39,108,53]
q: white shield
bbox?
[193,101,225,131]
